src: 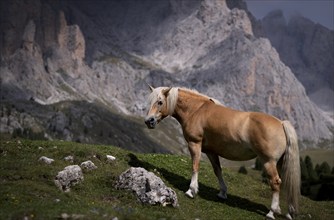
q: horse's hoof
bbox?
[285,213,292,220]
[266,211,275,220]
[217,192,227,200]
[185,189,194,198]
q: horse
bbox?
[144,86,300,220]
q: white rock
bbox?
[80,160,97,171]
[64,155,74,163]
[106,155,116,161]
[116,167,178,207]
[39,156,54,164]
[60,213,70,219]
[54,165,84,192]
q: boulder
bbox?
[54,165,84,192]
[80,160,97,171]
[116,167,178,207]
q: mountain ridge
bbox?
[0,0,332,149]
[228,1,334,113]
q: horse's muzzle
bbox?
[145,117,157,129]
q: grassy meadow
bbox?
[0,140,333,220]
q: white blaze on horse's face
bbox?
[145,87,171,129]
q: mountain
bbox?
[227,1,334,113]
[0,0,333,149]
[260,10,334,112]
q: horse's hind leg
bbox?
[263,160,282,220]
[207,153,227,199]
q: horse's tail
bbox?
[281,120,301,216]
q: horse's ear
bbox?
[147,83,154,92]
[162,87,172,96]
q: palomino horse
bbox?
[145,86,300,220]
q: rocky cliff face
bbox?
[0,0,332,149]
[0,0,91,103]
[260,10,334,112]
[228,2,334,113]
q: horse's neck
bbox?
[172,90,207,125]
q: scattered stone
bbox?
[116,167,178,207]
[38,147,44,150]
[60,213,70,219]
[80,160,97,171]
[106,155,116,162]
[60,213,85,219]
[39,156,54,164]
[72,214,85,219]
[64,155,74,163]
[54,165,84,192]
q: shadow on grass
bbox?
[128,153,268,217]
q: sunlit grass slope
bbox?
[0,140,333,219]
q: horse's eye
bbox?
[158,101,163,106]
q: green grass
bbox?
[0,140,333,220]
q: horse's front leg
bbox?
[185,141,202,198]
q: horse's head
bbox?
[145,85,172,129]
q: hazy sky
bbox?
[245,0,334,30]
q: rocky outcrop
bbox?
[116,167,178,207]
[0,0,91,104]
[227,2,334,113]
[260,10,334,112]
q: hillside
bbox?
[0,99,185,154]
[1,140,333,219]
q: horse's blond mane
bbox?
[179,88,221,104]
[166,87,178,115]
[148,87,221,116]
